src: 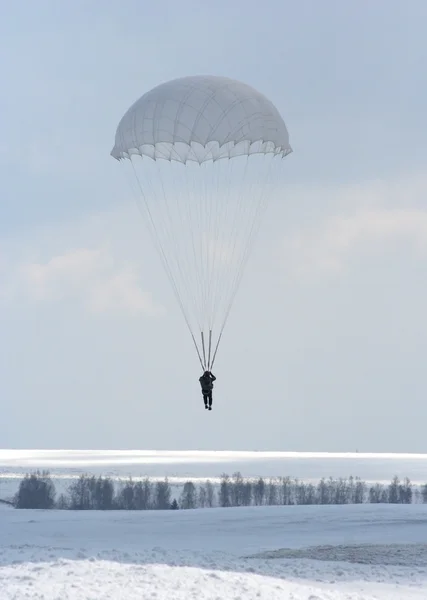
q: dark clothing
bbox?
[203,390,213,408]
[199,371,216,409]
[199,371,216,391]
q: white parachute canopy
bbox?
[111,75,292,369]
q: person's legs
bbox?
[208,391,212,409]
[203,393,208,408]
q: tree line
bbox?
[12,471,423,510]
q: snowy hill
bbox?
[1,503,427,598]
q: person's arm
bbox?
[210,373,216,382]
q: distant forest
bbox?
[9,471,427,510]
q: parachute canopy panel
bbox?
[111,75,292,164]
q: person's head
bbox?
[203,370,210,376]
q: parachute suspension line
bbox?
[183,160,207,330]
[124,150,286,369]
[223,157,268,311]
[209,155,250,330]
[132,162,205,370]
[127,159,199,352]
[207,329,213,370]
[154,159,202,330]
[221,155,280,330]
[127,156,237,367]
[209,155,262,337]
[201,331,207,369]
[201,159,219,333]
[192,332,205,370]
[174,157,235,347]
[206,161,224,330]
[210,158,229,326]
[208,156,237,332]
[231,157,280,317]
[209,159,253,369]
[210,154,283,366]
[210,331,222,370]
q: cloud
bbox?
[283,208,427,277]
[275,170,427,279]
[3,247,162,316]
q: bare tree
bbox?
[154,478,171,510]
[399,477,412,504]
[388,476,400,504]
[242,481,252,506]
[413,487,421,504]
[253,477,266,506]
[95,477,114,510]
[205,480,215,507]
[305,483,317,505]
[295,479,309,505]
[198,485,207,508]
[231,472,245,507]
[380,487,389,503]
[56,493,69,509]
[281,476,293,505]
[334,478,349,505]
[118,478,135,510]
[180,481,197,509]
[68,475,91,510]
[354,477,366,503]
[140,477,153,509]
[219,473,231,507]
[68,475,114,510]
[267,478,278,506]
[369,483,388,503]
[133,481,147,510]
[325,477,337,504]
[317,478,329,505]
[347,476,356,503]
[15,470,56,509]
[87,476,97,508]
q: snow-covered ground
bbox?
[1,502,427,598]
[2,449,427,500]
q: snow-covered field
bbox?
[2,449,427,499]
[2,450,427,598]
[1,502,427,598]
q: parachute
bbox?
[111,75,292,370]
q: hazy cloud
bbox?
[284,208,427,277]
[280,172,427,278]
[3,248,162,316]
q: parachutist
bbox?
[199,370,216,410]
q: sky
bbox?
[1,0,427,452]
